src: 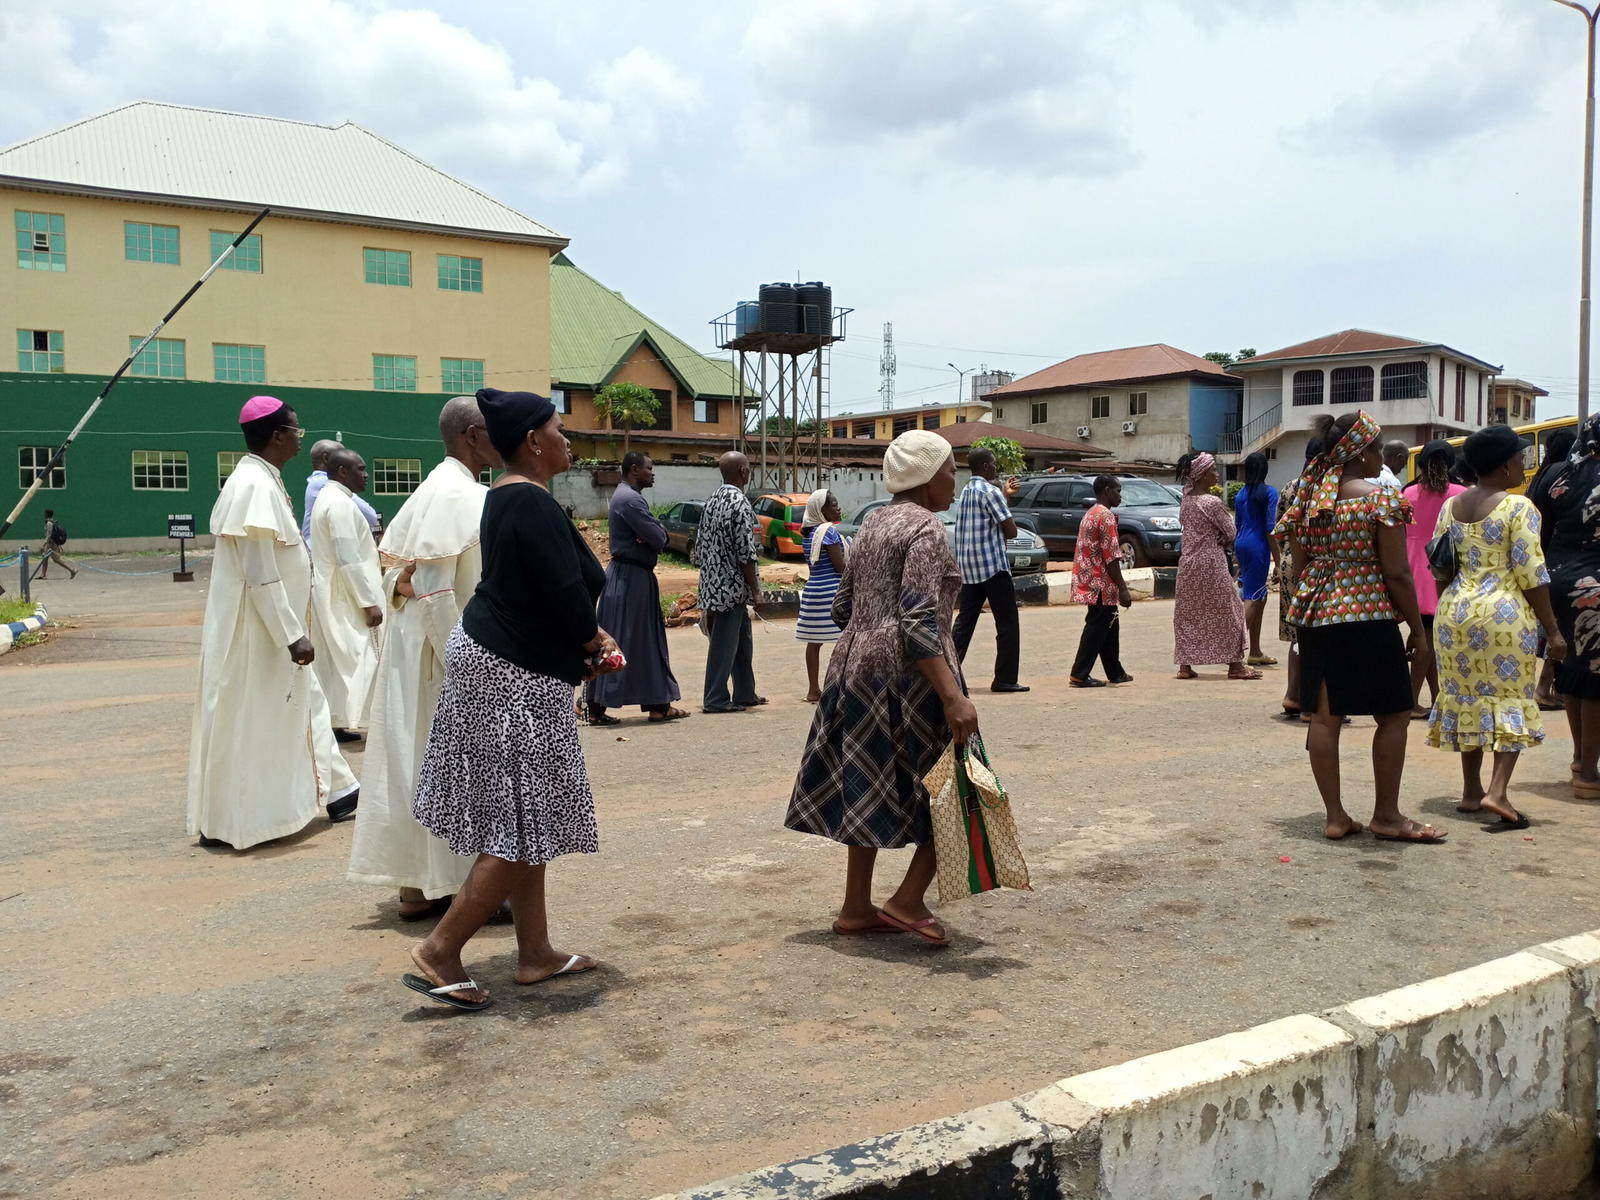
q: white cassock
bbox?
[309,480,383,728]
[186,453,359,849]
[347,457,485,897]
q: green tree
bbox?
[593,382,660,454]
[972,436,1026,475]
[1204,348,1258,368]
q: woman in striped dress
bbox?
[798,489,848,701]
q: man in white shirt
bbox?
[1375,439,1410,489]
[309,448,384,738]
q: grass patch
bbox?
[0,596,39,624]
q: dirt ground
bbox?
[4,556,1600,1199]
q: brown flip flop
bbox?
[831,915,902,936]
[875,908,948,945]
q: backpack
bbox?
[48,520,67,546]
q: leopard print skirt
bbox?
[413,623,599,865]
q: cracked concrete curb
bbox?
[0,601,47,656]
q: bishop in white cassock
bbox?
[187,397,360,850]
[309,449,384,732]
[348,397,500,913]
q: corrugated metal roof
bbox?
[0,101,564,245]
[989,344,1236,398]
[550,253,749,398]
[1237,329,1502,374]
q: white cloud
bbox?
[0,0,702,195]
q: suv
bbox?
[836,500,1048,575]
[1008,474,1183,568]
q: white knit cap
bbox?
[883,429,954,494]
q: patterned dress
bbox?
[1428,495,1549,752]
[785,502,962,848]
[1537,455,1600,700]
[1277,487,1412,627]
[1173,492,1247,666]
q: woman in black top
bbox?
[405,388,619,1011]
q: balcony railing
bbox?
[1217,403,1282,456]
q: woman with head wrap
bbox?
[1427,424,1563,828]
[1401,440,1467,718]
[1533,414,1600,797]
[1275,436,1323,719]
[1172,451,1257,680]
[1275,410,1442,842]
[402,388,620,1011]
[1234,451,1280,666]
[785,430,978,946]
[796,488,849,702]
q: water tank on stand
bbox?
[735,300,760,339]
[759,282,798,334]
[797,282,833,337]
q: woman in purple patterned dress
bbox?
[1172,451,1257,680]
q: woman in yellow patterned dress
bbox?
[1429,424,1566,828]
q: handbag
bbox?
[926,733,1031,904]
[1425,498,1460,586]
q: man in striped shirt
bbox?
[953,448,1027,693]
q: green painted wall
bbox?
[1,372,460,542]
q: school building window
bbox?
[441,357,484,393]
[892,413,916,435]
[1090,395,1110,419]
[217,451,246,488]
[17,329,64,373]
[363,247,411,286]
[372,457,422,495]
[124,221,180,264]
[132,449,189,491]
[1292,369,1324,406]
[128,336,186,378]
[1031,401,1049,424]
[18,445,64,490]
[210,231,262,272]
[16,210,66,270]
[694,397,720,423]
[213,343,266,383]
[437,254,483,292]
[373,354,417,391]
[1128,391,1148,416]
[922,412,940,430]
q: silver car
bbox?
[836,500,1048,575]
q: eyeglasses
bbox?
[282,426,306,438]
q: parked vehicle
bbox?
[752,492,812,558]
[836,499,1049,575]
[1008,474,1183,568]
[659,500,703,557]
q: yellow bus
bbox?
[1406,416,1578,495]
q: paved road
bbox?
[4,558,1597,1198]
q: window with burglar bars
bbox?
[1379,361,1428,402]
[372,457,422,495]
[441,357,484,393]
[214,343,266,383]
[373,354,417,390]
[364,248,411,286]
[1330,366,1374,406]
[217,451,246,489]
[1292,369,1324,406]
[210,231,262,272]
[18,446,64,490]
[16,210,66,270]
[132,449,189,491]
[128,336,186,378]
[438,254,483,292]
[125,222,180,264]
[1090,395,1110,419]
[17,329,64,372]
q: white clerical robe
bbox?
[186,454,359,849]
[348,457,485,897]
[309,480,384,728]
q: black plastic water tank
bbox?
[797,281,832,336]
[759,282,798,334]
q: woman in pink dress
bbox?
[1172,452,1257,680]
[1400,440,1465,719]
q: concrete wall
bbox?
[998,378,1237,465]
[660,929,1600,1200]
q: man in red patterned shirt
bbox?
[1070,475,1134,687]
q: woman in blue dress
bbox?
[797,489,848,701]
[1234,451,1280,666]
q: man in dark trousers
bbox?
[696,451,765,714]
[953,448,1026,692]
[1069,475,1134,688]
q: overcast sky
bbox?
[1,0,1590,416]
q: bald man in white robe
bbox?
[309,449,383,733]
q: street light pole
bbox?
[1556,0,1600,423]
[948,362,974,408]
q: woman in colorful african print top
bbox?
[1426,423,1563,828]
[1275,410,1442,843]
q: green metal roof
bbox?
[550,253,749,399]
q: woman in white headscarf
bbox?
[797,488,849,701]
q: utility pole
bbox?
[879,322,896,412]
[1555,0,1600,422]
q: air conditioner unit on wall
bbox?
[1122,421,1138,434]
[1076,426,1092,438]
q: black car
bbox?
[1008,474,1183,567]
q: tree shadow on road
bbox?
[784,928,1028,980]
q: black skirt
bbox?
[1298,620,1413,717]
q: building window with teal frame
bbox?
[210,231,262,272]
[363,247,411,286]
[16,210,66,270]
[18,446,65,490]
[17,329,64,373]
[129,336,186,378]
[214,343,266,383]
[132,449,189,491]
[441,357,484,392]
[217,450,246,488]
[124,221,180,264]
[373,354,417,391]
[372,457,423,495]
[437,254,483,292]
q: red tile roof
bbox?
[1238,329,1429,363]
[988,344,1236,398]
[933,421,1106,456]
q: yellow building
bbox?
[828,400,992,440]
[3,101,567,393]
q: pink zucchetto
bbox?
[238,395,285,424]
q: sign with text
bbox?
[168,514,196,539]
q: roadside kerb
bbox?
[0,601,47,656]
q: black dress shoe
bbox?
[327,790,359,822]
[197,834,231,848]
[1068,677,1107,688]
[990,683,1031,693]
[334,728,363,743]
[702,704,747,714]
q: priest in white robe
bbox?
[348,397,500,915]
[187,396,361,849]
[309,449,384,734]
